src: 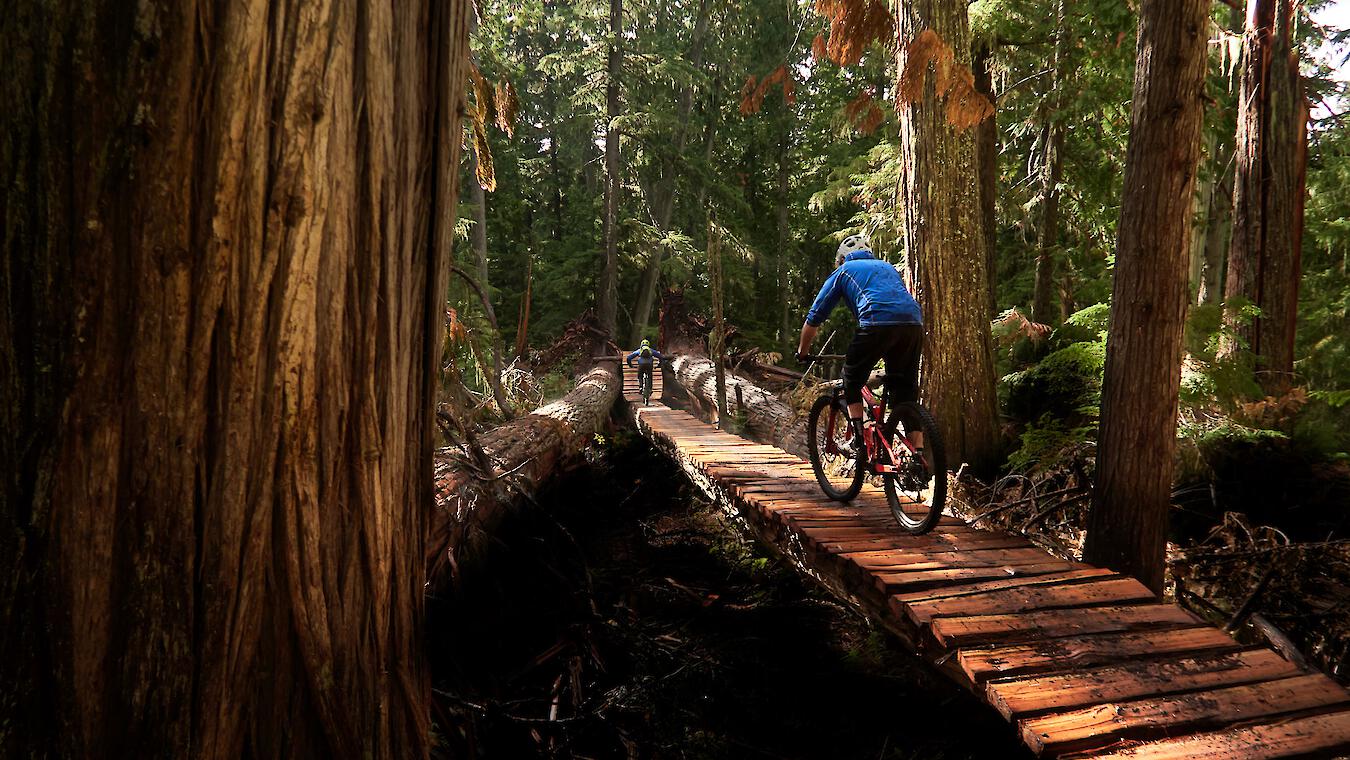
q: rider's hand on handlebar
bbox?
[795,351,811,364]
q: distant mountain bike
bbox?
[636,360,660,405]
[800,354,947,534]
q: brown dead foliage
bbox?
[739,65,795,115]
[845,90,886,135]
[813,0,894,67]
[495,79,518,136]
[898,29,994,130]
[468,62,498,190]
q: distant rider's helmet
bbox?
[641,338,651,348]
[835,233,871,266]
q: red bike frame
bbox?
[823,384,919,475]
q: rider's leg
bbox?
[842,327,887,442]
[885,324,925,450]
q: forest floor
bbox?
[428,429,1030,759]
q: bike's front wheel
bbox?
[808,394,864,501]
[880,402,947,534]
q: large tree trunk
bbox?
[628,0,712,346]
[667,356,810,458]
[974,40,1000,323]
[428,365,620,582]
[597,0,623,336]
[0,1,469,757]
[895,0,1003,475]
[1224,0,1308,391]
[1031,0,1069,326]
[1083,0,1208,595]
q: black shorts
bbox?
[840,324,923,406]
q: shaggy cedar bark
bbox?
[895,0,1002,475]
[1083,0,1208,595]
[598,0,623,336]
[0,1,469,757]
[428,365,620,582]
[1224,0,1308,390]
[667,356,810,458]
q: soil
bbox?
[428,430,1031,759]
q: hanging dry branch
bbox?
[466,62,499,190]
[898,29,994,130]
[813,0,894,66]
[495,79,518,136]
[739,65,796,115]
[845,89,886,135]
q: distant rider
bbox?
[796,234,924,458]
[625,338,664,399]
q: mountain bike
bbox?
[799,354,947,534]
[634,360,660,405]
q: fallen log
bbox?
[666,354,810,459]
[427,364,620,583]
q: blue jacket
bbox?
[805,251,922,328]
[626,346,663,366]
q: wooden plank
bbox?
[846,546,1054,570]
[956,627,1244,682]
[1021,673,1350,756]
[904,577,1156,625]
[930,604,1202,648]
[876,562,1082,595]
[894,568,1119,604]
[987,648,1302,720]
[821,534,1030,554]
[1075,708,1350,760]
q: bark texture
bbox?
[0,1,469,757]
[667,356,810,459]
[427,366,621,582]
[1224,0,1308,390]
[1083,0,1208,595]
[895,0,1003,475]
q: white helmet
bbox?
[836,233,871,265]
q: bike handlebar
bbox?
[798,353,845,361]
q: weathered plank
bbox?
[956,627,1244,682]
[1075,708,1350,759]
[904,577,1156,625]
[877,562,1085,595]
[1021,673,1350,755]
[987,648,1302,719]
[930,605,1201,648]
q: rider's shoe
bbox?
[838,423,870,462]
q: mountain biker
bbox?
[796,234,924,459]
[625,338,664,400]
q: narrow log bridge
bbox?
[622,378,1350,757]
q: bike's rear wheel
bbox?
[808,394,863,501]
[880,402,947,534]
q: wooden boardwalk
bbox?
[620,358,663,403]
[628,402,1350,758]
